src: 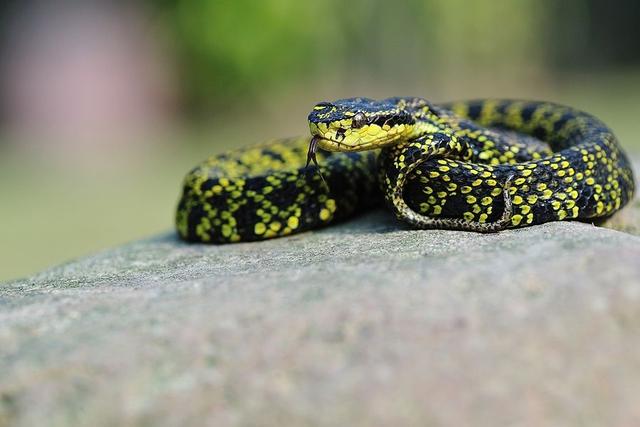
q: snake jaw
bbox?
[310,124,411,152]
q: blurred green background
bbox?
[1,0,639,281]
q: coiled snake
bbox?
[176,99,635,243]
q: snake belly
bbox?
[176,99,635,243]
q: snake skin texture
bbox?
[176,138,378,242]
[176,99,634,242]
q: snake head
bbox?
[307,97,416,152]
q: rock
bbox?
[2,205,640,426]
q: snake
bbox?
[176,98,635,243]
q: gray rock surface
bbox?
[2,205,640,426]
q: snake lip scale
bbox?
[176,98,635,243]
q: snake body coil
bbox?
[177,99,635,243]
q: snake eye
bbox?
[351,112,367,129]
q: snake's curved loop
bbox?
[391,154,515,232]
[177,99,635,243]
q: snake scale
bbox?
[176,98,635,243]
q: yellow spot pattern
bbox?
[178,99,635,242]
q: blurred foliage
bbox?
[547,0,640,69]
[154,0,547,111]
[156,1,328,111]
[152,0,639,112]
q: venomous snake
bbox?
[176,98,635,243]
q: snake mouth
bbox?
[305,135,366,187]
[307,133,348,151]
[313,135,379,153]
[309,119,404,152]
